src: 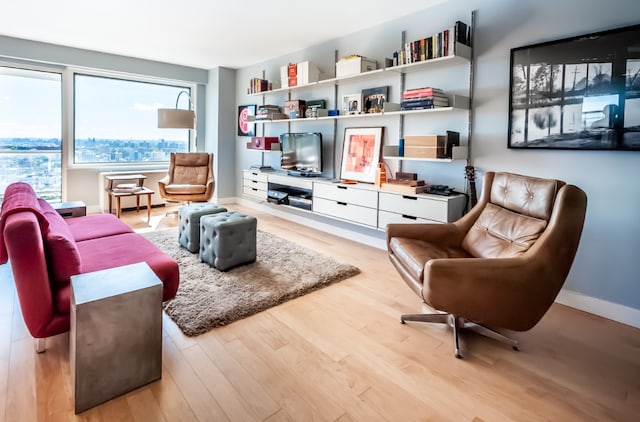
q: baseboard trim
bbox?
[555,289,640,329]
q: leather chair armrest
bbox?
[386,223,465,249]
[424,256,555,331]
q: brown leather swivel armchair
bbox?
[158,152,215,204]
[387,171,587,358]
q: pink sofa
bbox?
[0,182,179,341]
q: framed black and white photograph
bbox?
[508,23,640,151]
[361,86,388,113]
[342,94,362,115]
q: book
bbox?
[381,183,430,194]
[401,98,449,109]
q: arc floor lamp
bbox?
[157,90,196,149]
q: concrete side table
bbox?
[51,201,87,218]
[70,262,163,414]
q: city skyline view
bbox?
[0,67,192,200]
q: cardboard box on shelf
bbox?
[336,56,377,77]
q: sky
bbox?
[0,67,189,141]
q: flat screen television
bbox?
[279,132,322,176]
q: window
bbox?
[74,74,191,164]
[0,66,62,201]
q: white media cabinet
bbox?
[243,169,467,230]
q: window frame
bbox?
[0,62,64,201]
[68,69,197,170]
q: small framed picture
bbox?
[362,86,388,113]
[342,94,362,115]
[237,104,256,136]
[340,127,384,183]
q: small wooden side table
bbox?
[104,174,154,220]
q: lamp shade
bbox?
[157,108,195,129]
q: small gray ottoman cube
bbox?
[199,211,257,271]
[178,203,228,253]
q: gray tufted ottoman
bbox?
[199,211,257,271]
[178,203,228,253]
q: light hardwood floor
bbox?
[1,203,638,421]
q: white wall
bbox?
[234,0,640,321]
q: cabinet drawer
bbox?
[313,197,377,227]
[269,173,313,190]
[243,179,268,192]
[313,183,378,208]
[243,170,269,183]
[379,191,450,222]
[243,185,267,199]
[377,210,438,229]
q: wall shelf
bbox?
[382,145,468,162]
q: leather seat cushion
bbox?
[463,203,547,259]
[165,184,207,194]
[389,237,472,281]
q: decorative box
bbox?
[284,100,307,119]
[249,137,279,150]
[403,135,447,158]
[336,56,377,77]
[280,61,320,87]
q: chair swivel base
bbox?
[401,313,519,359]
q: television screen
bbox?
[279,132,322,175]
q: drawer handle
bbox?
[402,214,417,220]
[251,188,258,192]
[402,195,418,200]
[337,201,347,206]
[337,185,348,190]
[252,180,258,183]
[251,172,259,176]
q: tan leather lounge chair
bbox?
[158,152,215,205]
[387,171,587,358]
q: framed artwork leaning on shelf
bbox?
[342,94,362,115]
[362,86,388,113]
[340,127,384,183]
[238,104,256,136]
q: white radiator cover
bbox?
[98,170,168,213]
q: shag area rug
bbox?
[142,229,360,336]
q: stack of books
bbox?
[381,179,429,194]
[112,183,142,193]
[401,87,449,110]
[256,105,288,121]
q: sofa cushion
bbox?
[76,232,179,302]
[0,183,50,264]
[42,209,82,283]
[65,214,133,242]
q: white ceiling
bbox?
[0,0,448,70]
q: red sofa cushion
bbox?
[65,214,133,242]
[76,232,179,303]
[42,208,82,283]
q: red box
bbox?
[250,137,279,150]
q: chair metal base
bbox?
[401,312,519,359]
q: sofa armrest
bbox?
[4,212,57,338]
